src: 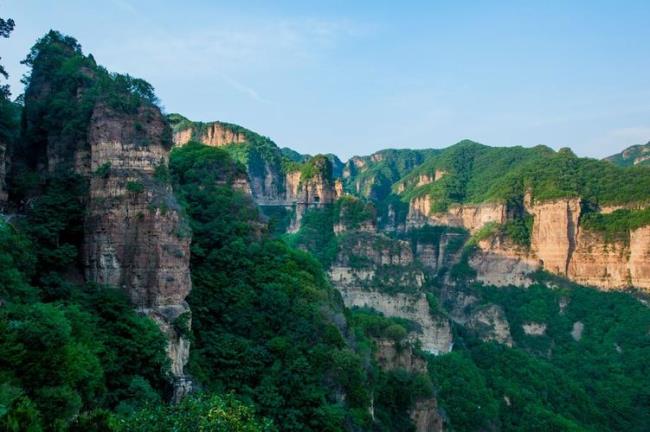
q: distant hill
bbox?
[604,142,650,167]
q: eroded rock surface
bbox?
[83,104,192,397]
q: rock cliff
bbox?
[465,198,650,291]
[407,198,507,233]
[173,121,246,148]
[83,103,193,399]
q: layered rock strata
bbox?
[83,104,192,399]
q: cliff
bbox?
[465,198,650,291]
[17,33,193,400]
[83,103,192,398]
[170,115,340,231]
[407,198,507,232]
[329,231,453,354]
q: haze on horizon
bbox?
[2,0,650,161]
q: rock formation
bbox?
[173,121,246,148]
[373,338,444,432]
[407,199,507,232]
[83,103,193,400]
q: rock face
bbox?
[83,103,192,398]
[173,122,246,148]
[470,235,539,287]
[410,399,445,432]
[374,339,427,373]
[529,198,581,275]
[466,304,513,346]
[455,197,650,291]
[373,339,444,432]
[336,287,452,354]
[407,199,507,232]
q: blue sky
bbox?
[2,1,650,160]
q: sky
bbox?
[2,0,650,160]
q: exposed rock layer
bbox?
[83,104,192,397]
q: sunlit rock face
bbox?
[407,199,507,232]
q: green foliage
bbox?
[170,143,374,431]
[299,154,333,184]
[500,214,533,247]
[0,15,15,98]
[93,162,111,178]
[0,169,170,430]
[434,279,650,432]
[126,181,144,194]
[18,171,87,298]
[399,141,650,214]
[333,196,376,230]
[581,207,650,243]
[20,31,164,171]
[116,393,275,432]
[344,148,438,202]
[429,351,498,431]
[284,206,339,267]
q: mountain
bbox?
[1,30,650,432]
[605,142,650,167]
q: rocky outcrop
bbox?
[466,304,513,346]
[83,103,192,398]
[470,235,539,287]
[455,197,650,291]
[628,226,650,289]
[374,338,427,373]
[529,198,581,275]
[522,322,547,336]
[410,399,444,432]
[407,198,507,233]
[566,225,650,290]
[372,338,445,431]
[335,286,452,354]
[173,122,246,148]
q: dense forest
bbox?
[0,22,649,432]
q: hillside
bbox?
[605,142,650,167]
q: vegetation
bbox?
[0,174,171,430]
[283,206,339,267]
[604,142,650,167]
[333,196,376,230]
[581,207,650,242]
[399,140,650,210]
[170,143,374,430]
[19,31,168,172]
[343,149,438,202]
[116,393,274,431]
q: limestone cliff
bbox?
[528,198,581,275]
[173,121,246,148]
[465,198,650,291]
[83,103,192,399]
[407,198,507,233]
